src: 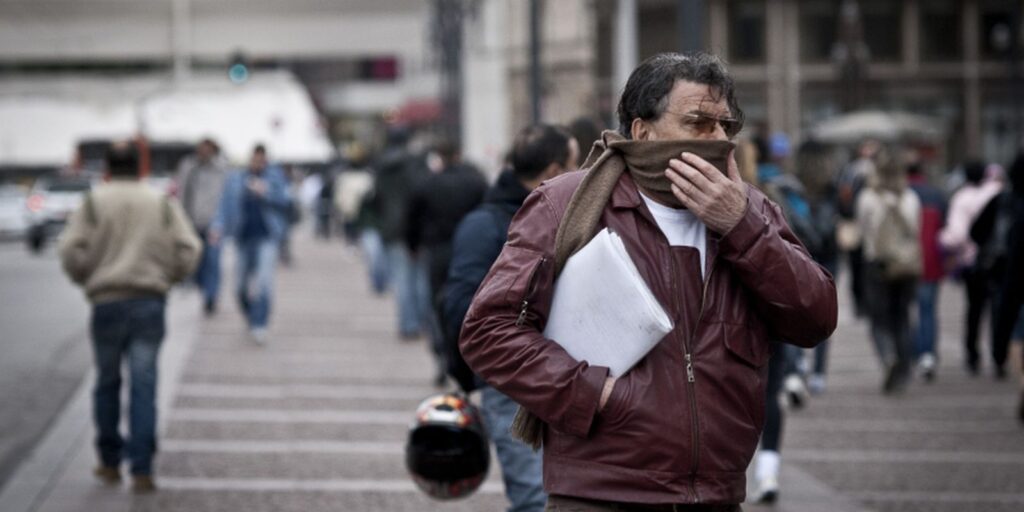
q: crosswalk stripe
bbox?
[158,478,504,494]
[170,408,410,424]
[849,490,1024,504]
[787,449,1024,465]
[177,383,434,400]
[162,440,404,454]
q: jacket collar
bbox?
[609,172,643,210]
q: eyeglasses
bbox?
[669,111,743,138]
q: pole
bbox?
[678,0,704,52]
[529,0,543,124]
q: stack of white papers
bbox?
[544,228,674,377]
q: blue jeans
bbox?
[480,386,546,512]
[90,298,165,475]
[915,281,940,359]
[236,238,278,329]
[386,243,430,337]
[195,229,222,306]
[359,229,389,294]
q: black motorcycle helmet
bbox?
[405,393,490,500]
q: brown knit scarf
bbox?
[510,130,735,449]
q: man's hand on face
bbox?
[664,149,748,234]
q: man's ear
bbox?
[631,118,650,141]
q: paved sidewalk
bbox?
[2,231,1022,512]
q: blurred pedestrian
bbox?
[440,124,577,512]
[973,155,1023,381]
[567,116,602,167]
[406,140,487,386]
[906,162,947,381]
[372,127,431,339]
[279,164,304,267]
[59,142,201,493]
[175,138,227,315]
[939,160,1003,375]
[856,148,921,393]
[315,168,335,240]
[983,153,1024,420]
[836,139,879,318]
[460,52,837,510]
[210,144,292,345]
[795,140,840,393]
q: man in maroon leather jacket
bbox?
[460,53,837,510]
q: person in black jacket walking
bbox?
[984,152,1024,421]
[406,140,488,386]
[439,124,578,512]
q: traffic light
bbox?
[228,52,250,84]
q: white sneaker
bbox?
[918,353,937,382]
[754,450,780,504]
[784,374,809,409]
[250,328,268,346]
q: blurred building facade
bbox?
[0,0,441,168]
[465,0,1024,170]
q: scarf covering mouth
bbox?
[510,130,735,449]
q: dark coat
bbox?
[440,170,531,392]
[405,162,488,293]
[371,147,425,244]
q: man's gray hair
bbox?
[616,52,744,138]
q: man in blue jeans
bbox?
[60,143,201,492]
[440,124,577,511]
[175,138,228,315]
[210,144,291,344]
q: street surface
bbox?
[0,230,1022,511]
[0,241,90,486]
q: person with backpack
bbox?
[59,143,201,492]
[972,156,1023,381]
[939,161,1003,375]
[440,124,578,512]
[984,152,1024,420]
[856,148,921,394]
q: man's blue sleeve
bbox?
[441,209,506,344]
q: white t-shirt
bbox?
[640,193,707,278]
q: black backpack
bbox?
[971,192,1014,278]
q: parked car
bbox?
[25,177,93,253]
[0,184,29,240]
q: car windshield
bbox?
[46,181,91,193]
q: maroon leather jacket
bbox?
[460,171,837,505]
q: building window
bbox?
[799,0,839,62]
[859,0,901,62]
[920,0,962,61]
[727,0,766,63]
[979,0,1019,60]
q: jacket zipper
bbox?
[667,249,709,504]
[515,257,547,326]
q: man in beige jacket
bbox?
[59,143,201,492]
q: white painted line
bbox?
[158,478,503,494]
[162,440,404,454]
[788,419,1019,434]
[177,383,430,400]
[170,408,410,425]
[787,449,1024,465]
[849,490,1024,504]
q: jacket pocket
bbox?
[724,320,771,368]
[494,245,548,322]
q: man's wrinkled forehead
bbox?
[669,82,730,115]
